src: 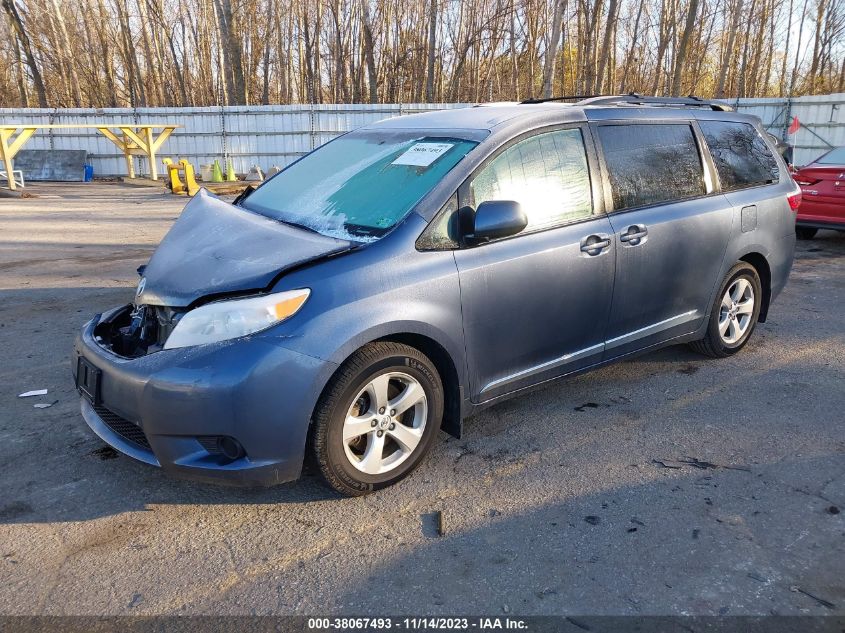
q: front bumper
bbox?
[73,307,337,486]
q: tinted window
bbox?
[470,129,593,232]
[700,121,779,190]
[417,194,461,250]
[598,124,706,211]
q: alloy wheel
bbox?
[718,277,755,345]
[342,371,428,475]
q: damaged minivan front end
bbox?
[73,124,483,492]
[92,302,183,358]
[72,190,358,485]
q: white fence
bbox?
[1,95,843,177]
[0,104,467,177]
[731,93,845,166]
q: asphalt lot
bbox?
[0,182,843,616]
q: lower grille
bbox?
[93,404,151,450]
[197,436,223,455]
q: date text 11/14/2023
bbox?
[307,617,529,630]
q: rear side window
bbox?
[469,128,593,232]
[597,124,706,211]
[700,121,779,190]
[816,147,845,164]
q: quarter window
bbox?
[469,129,593,232]
[700,121,780,190]
[597,124,706,211]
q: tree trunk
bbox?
[650,0,671,95]
[594,0,619,94]
[779,0,794,95]
[619,0,645,92]
[12,35,28,106]
[2,0,48,107]
[715,0,744,97]
[789,0,810,93]
[807,0,827,90]
[259,2,273,105]
[136,0,164,105]
[360,0,378,103]
[49,0,83,105]
[425,0,437,101]
[213,0,247,104]
[737,0,757,97]
[542,0,566,98]
[671,0,700,95]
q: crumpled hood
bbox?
[136,189,353,307]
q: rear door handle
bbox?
[580,233,612,255]
[619,224,648,246]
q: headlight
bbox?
[163,289,310,350]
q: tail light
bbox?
[794,177,820,186]
[787,191,802,211]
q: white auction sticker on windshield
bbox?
[392,142,455,167]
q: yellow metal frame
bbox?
[0,123,181,190]
[163,158,185,194]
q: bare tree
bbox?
[542,0,566,97]
[1,0,843,108]
[1,0,47,106]
[671,0,701,95]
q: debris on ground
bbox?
[18,389,48,398]
[826,505,840,515]
[652,459,683,469]
[574,402,601,412]
[584,515,601,525]
[651,457,751,472]
[790,585,835,609]
[436,510,445,536]
[33,401,57,409]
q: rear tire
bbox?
[310,342,443,496]
[690,262,762,358]
[796,227,818,240]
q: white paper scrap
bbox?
[33,403,54,409]
[392,143,454,167]
[18,389,48,398]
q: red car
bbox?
[792,146,845,239]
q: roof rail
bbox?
[577,93,734,112]
[519,94,599,105]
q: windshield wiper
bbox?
[275,218,323,235]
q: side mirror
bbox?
[465,200,527,243]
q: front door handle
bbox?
[580,233,612,255]
[619,224,648,246]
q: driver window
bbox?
[469,129,593,232]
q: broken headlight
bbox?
[163,289,310,350]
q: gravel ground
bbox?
[0,182,843,616]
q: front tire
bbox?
[796,227,818,240]
[310,342,443,496]
[690,262,762,358]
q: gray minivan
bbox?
[74,95,799,495]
